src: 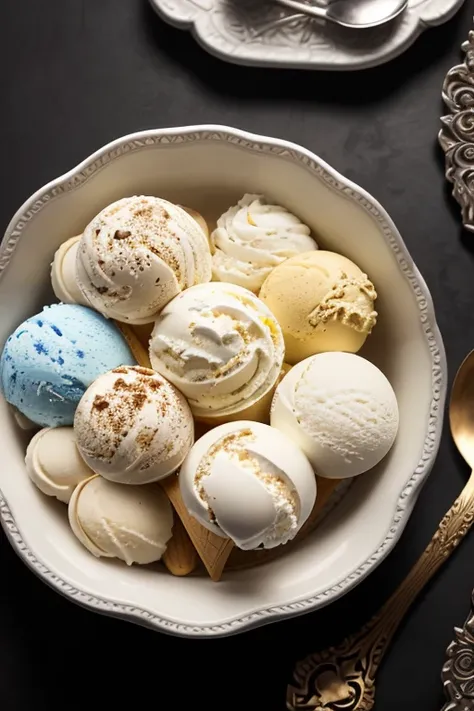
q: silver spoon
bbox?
[275,0,408,29]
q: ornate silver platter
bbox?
[442,591,474,711]
[440,27,474,232]
[149,0,465,71]
[440,23,474,711]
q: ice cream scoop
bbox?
[260,250,377,364]
[76,196,212,324]
[149,282,285,421]
[25,426,93,503]
[180,206,209,242]
[180,421,316,550]
[0,304,136,427]
[211,194,316,293]
[271,352,399,478]
[74,365,194,484]
[68,475,173,564]
[51,236,90,306]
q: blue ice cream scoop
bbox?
[0,303,136,427]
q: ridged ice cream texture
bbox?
[0,304,136,427]
[74,365,194,484]
[259,250,378,364]
[211,194,317,293]
[149,282,285,420]
[51,236,90,306]
[25,426,93,503]
[68,475,173,565]
[76,196,212,324]
[179,421,316,550]
[271,352,399,479]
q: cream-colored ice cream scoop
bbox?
[25,426,93,503]
[260,250,377,365]
[51,236,90,306]
[68,475,173,564]
[76,196,212,324]
[149,282,285,422]
[180,421,316,550]
[271,352,399,478]
[74,365,194,484]
[211,194,317,293]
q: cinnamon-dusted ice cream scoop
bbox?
[74,366,194,484]
[260,251,377,364]
[149,282,285,422]
[76,196,212,324]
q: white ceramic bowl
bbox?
[0,126,446,637]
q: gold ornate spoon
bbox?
[287,350,474,711]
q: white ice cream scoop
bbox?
[76,196,212,324]
[149,281,285,421]
[25,426,93,503]
[271,352,399,479]
[74,365,194,484]
[180,421,316,550]
[68,475,173,565]
[51,236,90,306]
[211,194,316,293]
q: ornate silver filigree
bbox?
[442,591,474,711]
[439,28,474,232]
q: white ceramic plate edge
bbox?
[0,125,447,637]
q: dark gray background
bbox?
[1,1,473,709]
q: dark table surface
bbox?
[1,1,474,709]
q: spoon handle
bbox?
[287,472,474,711]
[275,0,327,21]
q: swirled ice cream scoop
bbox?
[74,365,194,484]
[68,475,173,565]
[51,236,90,306]
[180,421,316,550]
[211,194,317,293]
[271,353,399,478]
[149,282,285,421]
[76,196,212,324]
[260,250,377,364]
[25,427,93,503]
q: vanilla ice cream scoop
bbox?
[180,421,316,550]
[51,236,90,306]
[76,196,212,324]
[69,475,173,564]
[149,282,285,421]
[25,427,93,503]
[211,194,317,293]
[271,353,399,478]
[74,365,194,484]
[260,250,377,364]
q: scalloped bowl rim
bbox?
[0,125,447,637]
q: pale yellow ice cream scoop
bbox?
[259,250,377,365]
[25,426,93,503]
[68,475,173,565]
